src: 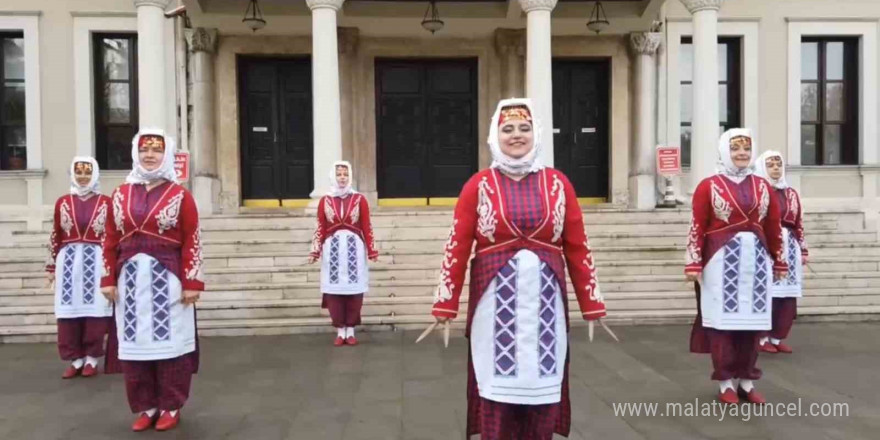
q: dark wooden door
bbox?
[552,60,610,199]
[239,57,313,202]
[376,59,478,199]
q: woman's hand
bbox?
[182,290,201,305]
[101,286,118,302]
[46,272,55,288]
[416,316,451,347]
[307,256,318,265]
[774,270,786,281]
[369,255,379,263]
[802,255,809,265]
[685,272,700,282]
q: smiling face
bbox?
[497,106,535,159]
[765,156,783,180]
[729,136,753,170]
[138,135,165,171]
[335,165,350,187]
[73,162,93,187]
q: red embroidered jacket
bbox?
[431,168,606,322]
[46,194,112,273]
[309,193,379,260]
[100,183,205,291]
[685,174,787,275]
[777,187,808,257]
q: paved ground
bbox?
[1,322,878,440]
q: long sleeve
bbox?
[100,189,122,288]
[685,179,712,275]
[358,196,379,259]
[46,198,63,273]
[309,197,328,259]
[792,189,809,257]
[432,176,479,320]
[559,174,606,321]
[762,180,788,274]
[180,191,205,291]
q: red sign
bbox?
[656,146,681,177]
[174,152,190,182]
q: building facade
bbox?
[0,0,878,231]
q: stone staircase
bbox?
[1,207,879,343]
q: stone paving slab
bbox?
[0,323,878,439]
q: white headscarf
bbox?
[488,98,544,177]
[127,128,179,185]
[754,150,789,190]
[715,128,756,183]
[69,156,100,197]
[327,160,356,198]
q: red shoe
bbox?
[759,342,778,353]
[81,364,98,377]
[346,336,358,346]
[62,365,81,379]
[774,342,793,354]
[738,387,767,404]
[155,411,180,431]
[718,388,739,404]
[131,412,157,432]
[334,336,345,347]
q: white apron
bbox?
[471,250,567,405]
[320,230,369,295]
[770,227,803,298]
[700,232,772,331]
[115,253,195,361]
[54,243,113,319]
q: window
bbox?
[0,33,25,170]
[800,38,858,165]
[94,33,138,170]
[680,37,742,167]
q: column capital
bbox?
[518,0,557,13]
[629,32,662,56]
[307,0,345,12]
[679,0,724,14]
[185,28,218,54]
[133,0,172,9]
[494,28,526,57]
[338,27,360,55]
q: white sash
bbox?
[115,253,195,361]
[700,232,772,331]
[54,243,112,319]
[320,230,369,295]
[471,250,567,405]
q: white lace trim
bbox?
[550,175,566,242]
[711,180,732,223]
[92,203,108,237]
[113,190,125,235]
[686,218,702,266]
[60,200,73,236]
[185,228,204,282]
[434,218,459,304]
[758,180,770,222]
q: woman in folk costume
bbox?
[686,128,787,405]
[429,98,607,439]
[100,128,204,432]
[308,161,379,346]
[46,157,113,379]
[754,151,807,354]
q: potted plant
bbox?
[7,146,26,170]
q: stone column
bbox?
[629,32,662,209]
[494,29,526,99]
[134,0,171,128]
[680,0,724,190]
[185,27,219,214]
[519,0,557,167]
[307,0,345,200]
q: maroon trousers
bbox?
[56,317,109,361]
[122,353,196,413]
[478,398,560,440]
[322,294,363,327]
[769,297,797,340]
[705,329,762,381]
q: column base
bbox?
[26,177,44,231]
[628,174,657,210]
[193,175,221,216]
